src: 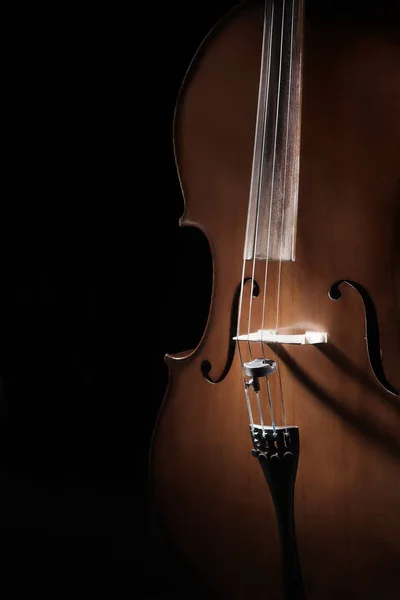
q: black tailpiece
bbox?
[250,426,306,600]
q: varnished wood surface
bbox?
[151,3,400,599]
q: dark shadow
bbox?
[269,344,400,463]
[317,344,400,412]
[147,486,217,600]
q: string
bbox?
[275,0,296,434]
[246,0,274,363]
[255,390,266,431]
[236,0,271,430]
[266,379,276,433]
[260,0,286,348]
[257,0,287,431]
[237,0,298,433]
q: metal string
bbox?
[246,0,274,364]
[237,0,297,432]
[260,0,286,347]
[258,0,287,431]
[236,0,271,429]
[274,0,296,433]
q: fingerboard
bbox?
[244,0,304,261]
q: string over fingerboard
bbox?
[244,0,304,262]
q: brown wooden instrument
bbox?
[150,1,400,598]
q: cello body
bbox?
[150,1,400,598]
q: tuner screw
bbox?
[270,453,280,460]
[251,449,259,457]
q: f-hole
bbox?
[201,278,260,384]
[329,279,399,396]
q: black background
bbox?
[2,0,398,597]
[2,1,233,596]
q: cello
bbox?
[150,0,400,598]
